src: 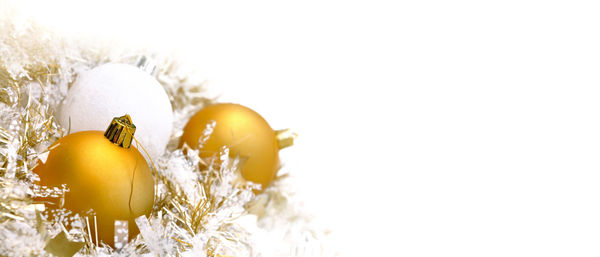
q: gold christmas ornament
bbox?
[34,115,155,247]
[180,103,295,191]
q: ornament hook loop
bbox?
[104,114,136,148]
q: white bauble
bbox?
[57,63,173,162]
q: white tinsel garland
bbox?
[0,5,331,257]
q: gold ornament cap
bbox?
[104,114,136,148]
[275,128,297,149]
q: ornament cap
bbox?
[275,128,297,150]
[135,56,157,76]
[104,114,136,148]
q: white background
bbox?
[11,0,600,256]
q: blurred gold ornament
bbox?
[180,103,295,191]
[34,115,154,247]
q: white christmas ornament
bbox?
[57,60,173,162]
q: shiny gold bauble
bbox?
[180,103,290,191]
[34,117,154,246]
